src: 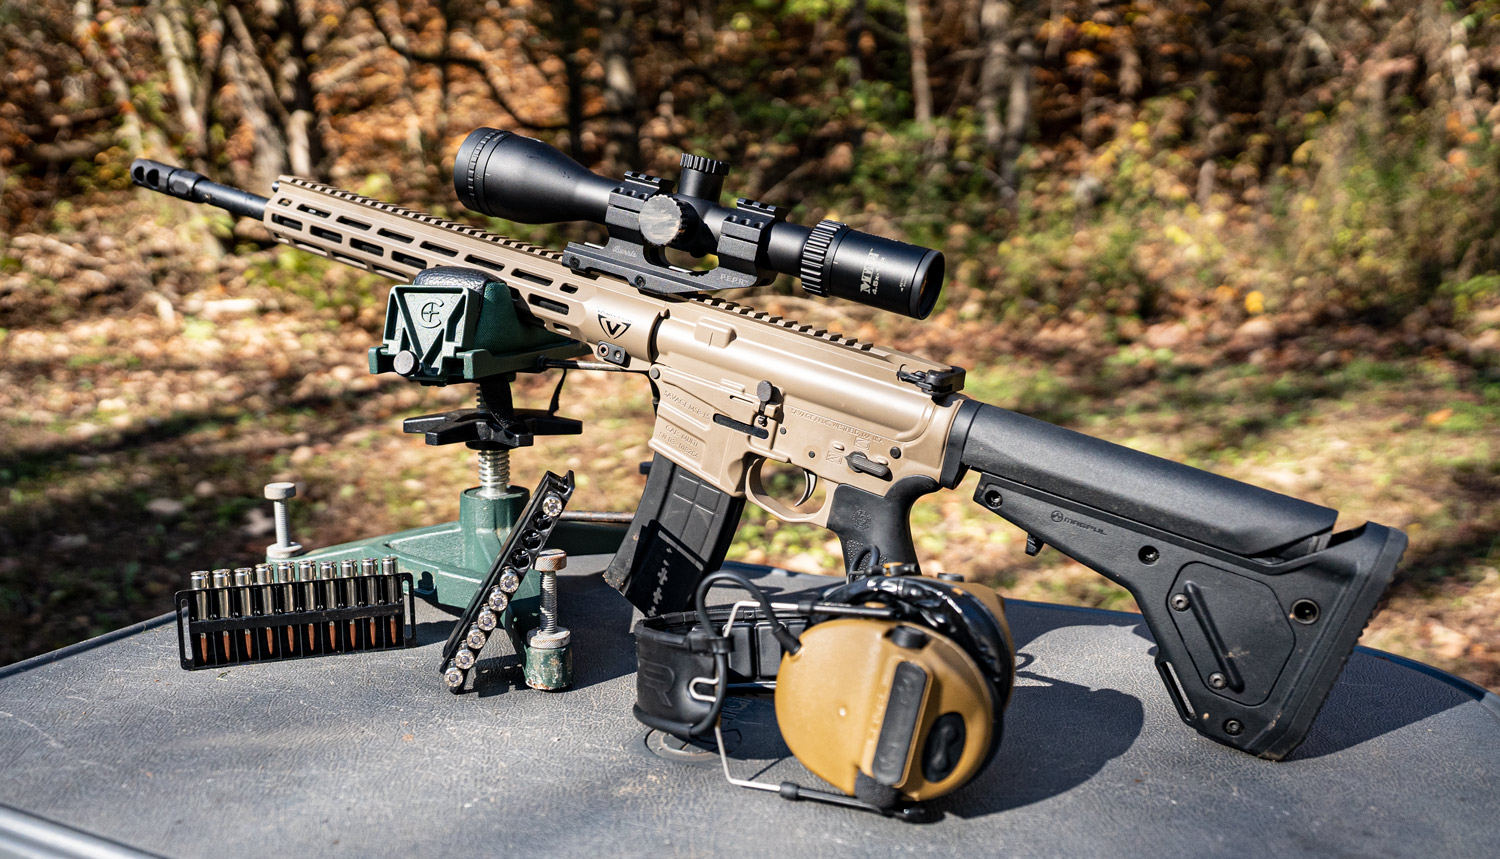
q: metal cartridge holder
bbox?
[174,556,416,670]
[439,471,575,693]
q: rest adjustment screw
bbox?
[264,481,304,560]
[524,549,573,691]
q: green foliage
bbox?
[1271,125,1493,320]
[238,246,388,313]
[1440,273,1500,318]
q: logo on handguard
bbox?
[599,313,631,338]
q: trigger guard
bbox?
[745,458,829,524]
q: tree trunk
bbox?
[1193,0,1224,149]
[1289,0,1333,86]
[846,0,868,86]
[694,0,715,52]
[221,45,288,191]
[600,0,640,167]
[552,0,587,157]
[73,0,145,156]
[271,0,323,178]
[1118,26,1141,98]
[906,0,933,131]
[151,1,206,158]
[976,0,1012,165]
[190,1,225,170]
[999,40,1033,197]
[1446,18,1478,127]
[435,0,456,159]
[363,0,432,178]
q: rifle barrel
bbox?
[130,158,268,220]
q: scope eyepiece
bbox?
[453,127,945,319]
[798,220,944,320]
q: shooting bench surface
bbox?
[0,559,1495,858]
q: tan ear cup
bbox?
[774,618,995,803]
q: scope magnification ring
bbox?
[798,219,845,296]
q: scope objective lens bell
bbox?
[453,127,944,319]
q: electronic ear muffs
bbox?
[778,575,1015,809]
[774,617,995,808]
[632,568,1016,818]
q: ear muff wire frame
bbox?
[685,598,901,704]
[709,722,935,821]
[682,579,929,819]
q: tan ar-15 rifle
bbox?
[131,130,1404,761]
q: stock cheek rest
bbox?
[956,402,1339,557]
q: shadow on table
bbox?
[706,661,1146,821]
[413,620,455,647]
[1008,599,1482,762]
[942,661,1145,819]
[1286,649,1486,760]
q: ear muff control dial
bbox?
[922,712,967,782]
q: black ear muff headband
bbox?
[821,574,1016,709]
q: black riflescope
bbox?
[455,128,945,319]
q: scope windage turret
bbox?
[455,128,945,319]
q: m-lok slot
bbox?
[392,251,427,270]
[511,269,554,287]
[463,253,506,274]
[527,294,570,316]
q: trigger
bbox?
[796,470,818,507]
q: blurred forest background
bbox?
[1,0,1497,688]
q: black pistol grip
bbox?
[604,454,745,616]
[825,477,940,575]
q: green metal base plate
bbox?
[267,487,628,616]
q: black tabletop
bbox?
[0,559,1496,858]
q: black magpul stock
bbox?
[950,400,1405,759]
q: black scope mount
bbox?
[455,128,946,319]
